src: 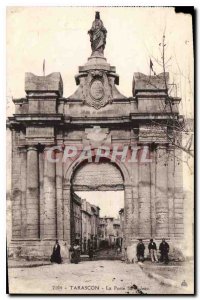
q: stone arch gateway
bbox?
[8,12,184,259]
[69,159,126,249]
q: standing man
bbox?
[136,239,145,262]
[124,247,128,262]
[88,243,94,261]
[148,239,158,263]
[159,238,170,264]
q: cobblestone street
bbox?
[95,248,122,260]
[8,260,184,295]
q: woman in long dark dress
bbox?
[50,240,62,264]
[70,240,81,264]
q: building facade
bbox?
[81,199,100,253]
[98,217,122,248]
[8,12,184,259]
[71,192,82,245]
[81,199,92,252]
[119,208,124,248]
[91,205,100,250]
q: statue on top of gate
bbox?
[68,11,126,109]
[88,11,107,57]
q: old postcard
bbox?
[6,6,194,295]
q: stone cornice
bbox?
[7,112,182,129]
[13,114,63,122]
[13,98,28,104]
[69,116,130,125]
[130,113,179,120]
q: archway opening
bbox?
[70,159,125,260]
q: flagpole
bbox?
[150,58,152,77]
[43,59,45,76]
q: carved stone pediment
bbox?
[68,57,126,109]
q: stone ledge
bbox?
[8,259,51,269]
[8,240,70,260]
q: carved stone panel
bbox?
[82,71,112,109]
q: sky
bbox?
[75,191,124,219]
[6,7,193,118]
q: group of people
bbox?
[137,238,170,264]
[50,238,170,265]
[50,239,94,265]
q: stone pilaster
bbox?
[11,131,22,239]
[155,146,169,237]
[43,147,56,239]
[124,184,133,246]
[150,149,156,237]
[63,183,71,243]
[39,150,44,239]
[167,146,175,237]
[26,146,39,238]
[131,161,139,236]
[138,159,151,237]
[174,148,184,237]
[56,151,64,240]
[20,147,27,238]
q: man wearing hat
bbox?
[148,238,158,263]
[136,239,145,262]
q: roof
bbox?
[113,219,120,225]
[100,216,114,220]
[91,205,100,215]
[119,208,124,214]
[72,192,82,206]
